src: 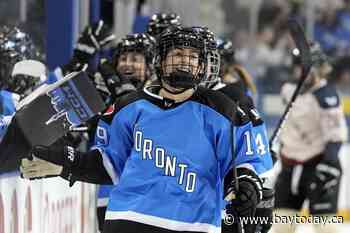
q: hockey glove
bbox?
[225,168,263,233]
[74,20,115,61]
[255,188,275,233]
[29,145,79,170]
[309,161,341,196]
[225,168,263,216]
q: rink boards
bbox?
[0,173,96,233]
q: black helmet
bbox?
[113,33,156,67]
[0,26,40,95]
[216,38,235,64]
[147,13,181,37]
[156,26,206,92]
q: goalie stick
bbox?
[269,19,313,160]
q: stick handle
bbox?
[269,67,311,155]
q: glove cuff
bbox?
[237,168,264,202]
[316,163,341,177]
[60,167,76,187]
[63,146,81,169]
[256,188,275,209]
[75,43,97,56]
[60,146,81,187]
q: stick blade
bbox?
[287,19,313,72]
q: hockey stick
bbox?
[227,123,245,233]
[269,19,313,159]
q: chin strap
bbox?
[161,70,199,94]
[161,84,189,95]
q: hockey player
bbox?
[19,33,156,232]
[0,21,115,174]
[0,27,43,173]
[95,33,156,232]
[215,39,257,99]
[100,33,156,99]
[21,26,265,233]
[273,44,348,233]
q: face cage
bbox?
[8,74,39,95]
[0,55,38,94]
[148,24,166,37]
[200,50,220,88]
[157,38,206,89]
[0,51,21,89]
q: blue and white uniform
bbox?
[94,108,116,208]
[87,86,264,233]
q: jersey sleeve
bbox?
[217,119,265,179]
[233,122,266,174]
[239,97,273,174]
[314,86,348,143]
[92,106,134,184]
[94,118,112,146]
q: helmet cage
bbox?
[191,26,221,87]
[156,27,207,89]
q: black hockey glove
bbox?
[31,145,80,168]
[74,20,115,62]
[309,160,342,198]
[225,168,263,233]
[255,188,275,233]
[20,145,78,187]
[225,168,263,216]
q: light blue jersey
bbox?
[92,87,263,232]
[94,111,115,207]
[0,90,19,141]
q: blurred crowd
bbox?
[1,0,349,96]
[230,0,350,95]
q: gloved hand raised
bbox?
[75,20,115,60]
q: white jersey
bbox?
[280,80,348,162]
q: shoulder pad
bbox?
[100,90,144,124]
[247,107,264,126]
[235,105,251,126]
[195,87,249,125]
[313,84,340,109]
[218,83,246,103]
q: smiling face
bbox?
[116,51,147,82]
[162,47,202,79]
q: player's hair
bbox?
[232,65,257,95]
[217,38,257,94]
